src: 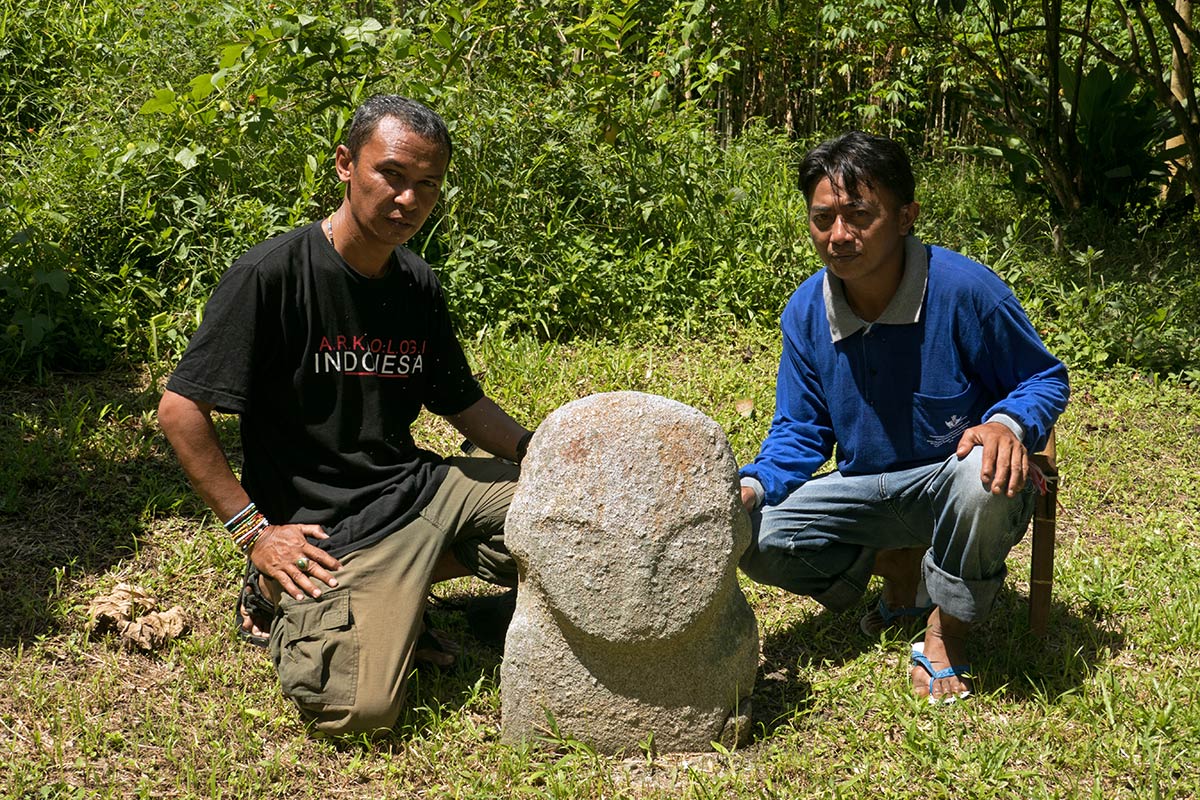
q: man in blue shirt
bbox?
[739,132,1068,703]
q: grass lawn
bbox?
[1,329,1197,799]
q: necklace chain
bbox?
[325,216,334,247]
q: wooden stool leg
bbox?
[1029,448,1057,636]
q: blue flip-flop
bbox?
[910,642,972,704]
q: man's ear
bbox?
[334,145,353,183]
[899,200,920,235]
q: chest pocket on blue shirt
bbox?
[913,383,981,452]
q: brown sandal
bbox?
[235,562,275,648]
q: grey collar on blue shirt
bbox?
[823,235,929,343]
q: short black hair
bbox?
[798,131,915,206]
[344,94,452,163]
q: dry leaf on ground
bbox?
[87,583,189,652]
[119,606,189,652]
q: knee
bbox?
[738,543,780,587]
[943,447,1034,528]
[948,447,1019,505]
[302,692,403,737]
[738,520,793,588]
[738,537,824,596]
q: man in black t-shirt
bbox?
[159,95,532,735]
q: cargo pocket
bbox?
[271,591,357,707]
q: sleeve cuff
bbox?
[985,413,1025,442]
[739,476,764,511]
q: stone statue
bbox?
[501,391,759,753]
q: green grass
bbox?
[1,329,1198,798]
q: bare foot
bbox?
[240,608,270,640]
[240,573,279,641]
[872,546,925,608]
[911,607,973,701]
[415,624,458,669]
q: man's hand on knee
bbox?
[250,523,342,601]
[955,421,1028,497]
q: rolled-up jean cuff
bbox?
[923,552,1007,624]
[812,546,877,612]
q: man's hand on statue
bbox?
[250,523,342,601]
[955,421,1028,497]
[739,485,759,512]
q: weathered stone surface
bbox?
[501,391,758,753]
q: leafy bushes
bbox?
[965,63,1176,212]
[1,0,1197,384]
[0,0,814,374]
[431,99,813,338]
[919,163,1200,381]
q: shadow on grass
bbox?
[752,604,858,738]
[974,584,1126,703]
[752,583,1122,731]
[0,370,197,647]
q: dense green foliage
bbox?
[1,0,1197,382]
[923,0,1200,213]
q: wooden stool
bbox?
[1028,429,1058,636]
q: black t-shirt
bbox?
[166,222,483,557]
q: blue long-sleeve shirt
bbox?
[741,236,1069,508]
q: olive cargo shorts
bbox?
[268,455,519,735]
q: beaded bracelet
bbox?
[224,502,271,553]
[224,505,262,537]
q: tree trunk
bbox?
[1163,0,1196,203]
[1043,0,1085,211]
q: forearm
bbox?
[744,352,834,507]
[158,389,249,522]
[980,297,1070,451]
[743,320,835,507]
[159,388,342,597]
[741,419,830,507]
[446,396,531,462]
[985,362,1069,452]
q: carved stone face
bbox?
[506,392,749,644]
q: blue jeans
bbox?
[740,447,1035,624]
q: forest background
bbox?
[2,0,1200,797]
[3,0,1199,381]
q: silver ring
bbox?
[295,556,310,573]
